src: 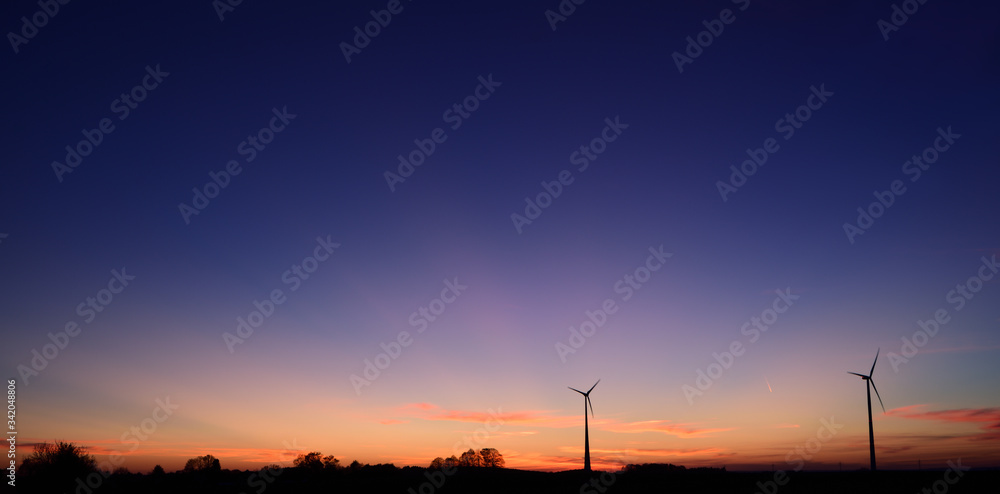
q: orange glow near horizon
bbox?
[18,401,1000,474]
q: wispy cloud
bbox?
[448,430,538,437]
[888,405,1000,440]
[888,405,1000,424]
[392,403,731,438]
[394,402,565,426]
[601,420,735,438]
[401,402,437,411]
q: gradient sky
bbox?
[2,0,999,474]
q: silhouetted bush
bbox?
[17,441,98,492]
[183,454,221,473]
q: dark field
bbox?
[15,467,999,494]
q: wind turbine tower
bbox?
[848,349,886,471]
[568,380,600,472]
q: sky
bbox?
[2,0,999,475]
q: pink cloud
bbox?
[395,402,563,426]
[402,402,438,411]
[888,405,1000,440]
[888,405,1000,424]
[602,420,735,438]
[393,403,732,438]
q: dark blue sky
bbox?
[3,0,999,472]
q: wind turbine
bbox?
[848,349,886,471]
[568,380,599,472]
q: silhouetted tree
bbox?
[459,448,483,467]
[17,441,98,491]
[293,451,324,471]
[151,464,165,475]
[429,457,445,469]
[479,448,505,468]
[322,454,340,470]
[349,460,362,471]
[183,454,221,473]
[443,455,459,469]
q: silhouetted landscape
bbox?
[12,441,1000,493]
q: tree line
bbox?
[13,441,506,493]
[428,448,505,468]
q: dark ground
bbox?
[14,467,999,494]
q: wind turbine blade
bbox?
[869,379,886,413]
[568,387,585,395]
[847,372,869,378]
[870,348,880,377]
[587,379,601,394]
[587,396,594,417]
